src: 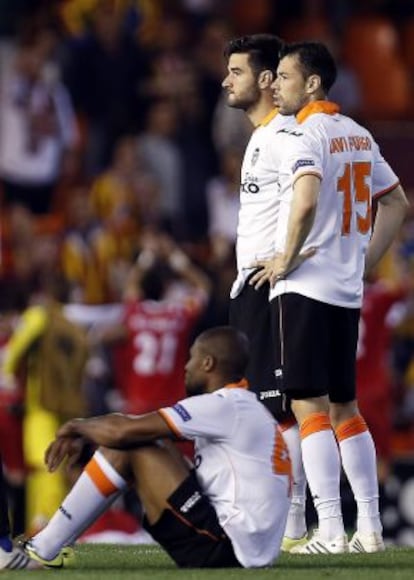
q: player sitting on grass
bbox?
[22,326,291,569]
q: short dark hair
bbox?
[140,262,175,301]
[279,41,337,93]
[197,326,249,380]
[224,33,284,76]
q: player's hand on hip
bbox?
[249,247,317,289]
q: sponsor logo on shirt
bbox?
[180,491,202,513]
[292,159,315,173]
[251,147,260,165]
[276,128,303,137]
[172,403,192,422]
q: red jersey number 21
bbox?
[337,161,372,236]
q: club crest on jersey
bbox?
[251,147,260,165]
[292,159,315,173]
[172,403,192,422]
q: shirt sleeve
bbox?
[159,392,236,441]
[371,141,399,199]
[281,129,323,186]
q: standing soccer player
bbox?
[251,41,409,553]
[222,34,311,549]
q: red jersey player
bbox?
[95,233,211,415]
[357,278,406,479]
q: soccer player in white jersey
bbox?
[251,41,409,554]
[22,326,291,569]
[222,34,311,550]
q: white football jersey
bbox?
[231,110,295,297]
[159,385,291,568]
[269,103,399,307]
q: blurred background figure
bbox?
[92,230,211,417]
[1,274,89,534]
[0,25,79,214]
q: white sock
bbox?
[300,413,344,542]
[280,422,307,539]
[31,451,127,560]
[336,416,382,534]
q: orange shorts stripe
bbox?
[84,457,119,497]
[335,415,368,442]
[300,412,331,440]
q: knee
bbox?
[329,400,359,430]
[97,446,131,476]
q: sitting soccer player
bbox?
[23,326,291,569]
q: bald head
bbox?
[183,326,250,396]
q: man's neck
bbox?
[247,97,276,128]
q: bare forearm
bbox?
[280,175,319,274]
[365,186,409,275]
[58,413,171,449]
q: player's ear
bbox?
[306,73,321,95]
[203,354,215,372]
[258,69,274,89]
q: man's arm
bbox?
[46,412,173,472]
[250,174,320,288]
[365,184,409,277]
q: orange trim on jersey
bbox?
[158,408,183,438]
[279,417,297,432]
[373,181,400,201]
[335,415,368,442]
[300,412,331,440]
[85,457,119,497]
[257,108,279,127]
[296,101,340,124]
[273,427,292,478]
[224,378,249,389]
[168,504,222,542]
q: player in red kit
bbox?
[94,232,211,416]
[357,277,406,480]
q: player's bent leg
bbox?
[130,444,241,568]
[23,447,130,567]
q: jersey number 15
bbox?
[337,161,372,236]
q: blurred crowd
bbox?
[0,0,413,537]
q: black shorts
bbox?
[229,276,292,421]
[143,472,241,568]
[270,293,360,403]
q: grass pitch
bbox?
[2,544,414,579]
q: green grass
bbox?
[2,544,414,579]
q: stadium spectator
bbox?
[23,326,291,569]
[60,186,120,304]
[0,26,78,214]
[251,41,409,553]
[136,100,185,236]
[62,0,150,174]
